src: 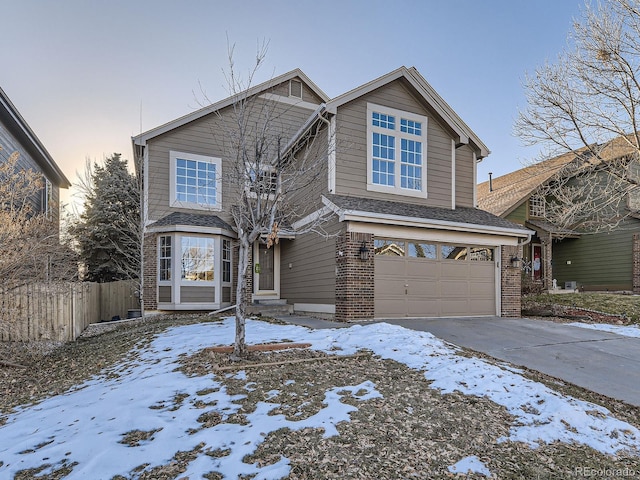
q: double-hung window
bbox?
[367,103,428,198]
[170,151,222,210]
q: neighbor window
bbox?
[170,151,221,210]
[181,236,215,281]
[529,194,545,218]
[43,177,53,219]
[368,103,427,197]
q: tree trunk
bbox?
[233,238,250,358]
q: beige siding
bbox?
[334,79,454,208]
[280,216,343,304]
[455,144,475,208]
[180,286,215,303]
[146,97,314,224]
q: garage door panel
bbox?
[407,299,439,317]
[407,280,438,296]
[375,277,406,296]
[440,280,470,297]
[377,257,405,276]
[468,264,495,279]
[440,299,471,316]
[441,263,469,277]
[469,299,495,315]
[406,261,439,278]
[469,281,494,296]
[375,298,407,317]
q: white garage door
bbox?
[374,240,496,318]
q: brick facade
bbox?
[501,244,523,317]
[142,233,158,311]
[335,232,374,322]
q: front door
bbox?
[253,242,280,299]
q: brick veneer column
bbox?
[633,234,640,294]
[143,233,157,311]
[501,244,523,317]
[335,232,374,322]
[543,232,553,291]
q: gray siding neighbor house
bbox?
[478,135,640,293]
[134,67,532,320]
[0,87,71,225]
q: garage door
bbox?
[374,240,496,318]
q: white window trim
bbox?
[245,166,279,200]
[169,151,222,211]
[366,103,428,199]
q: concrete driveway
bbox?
[380,317,640,407]
[278,315,640,407]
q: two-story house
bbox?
[133,67,532,321]
[0,87,70,224]
[478,136,640,293]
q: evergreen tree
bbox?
[72,154,140,283]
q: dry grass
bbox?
[525,292,640,322]
[2,314,640,479]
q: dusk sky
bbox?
[2,0,587,207]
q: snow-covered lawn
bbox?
[1,318,639,479]
[568,321,640,338]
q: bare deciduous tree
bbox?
[211,45,334,358]
[0,147,78,332]
[515,0,640,233]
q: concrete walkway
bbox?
[275,315,640,407]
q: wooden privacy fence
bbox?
[0,280,140,342]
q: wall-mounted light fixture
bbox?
[510,256,521,269]
[359,241,370,261]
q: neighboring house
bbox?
[0,86,70,224]
[133,67,532,321]
[477,137,640,293]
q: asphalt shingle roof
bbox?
[152,212,234,231]
[325,194,529,232]
[477,134,639,217]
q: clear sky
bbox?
[1,0,587,207]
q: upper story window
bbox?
[170,151,221,211]
[529,194,545,218]
[367,103,428,198]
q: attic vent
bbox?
[289,79,302,99]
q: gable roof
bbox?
[326,66,490,159]
[132,69,329,146]
[478,135,640,217]
[0,87,70,188]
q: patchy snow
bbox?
[568,322,640,338]
[448,455,492,477]
[1,318,639,479]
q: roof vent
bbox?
[289,79,302,99]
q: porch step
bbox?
[247,301,293,317]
